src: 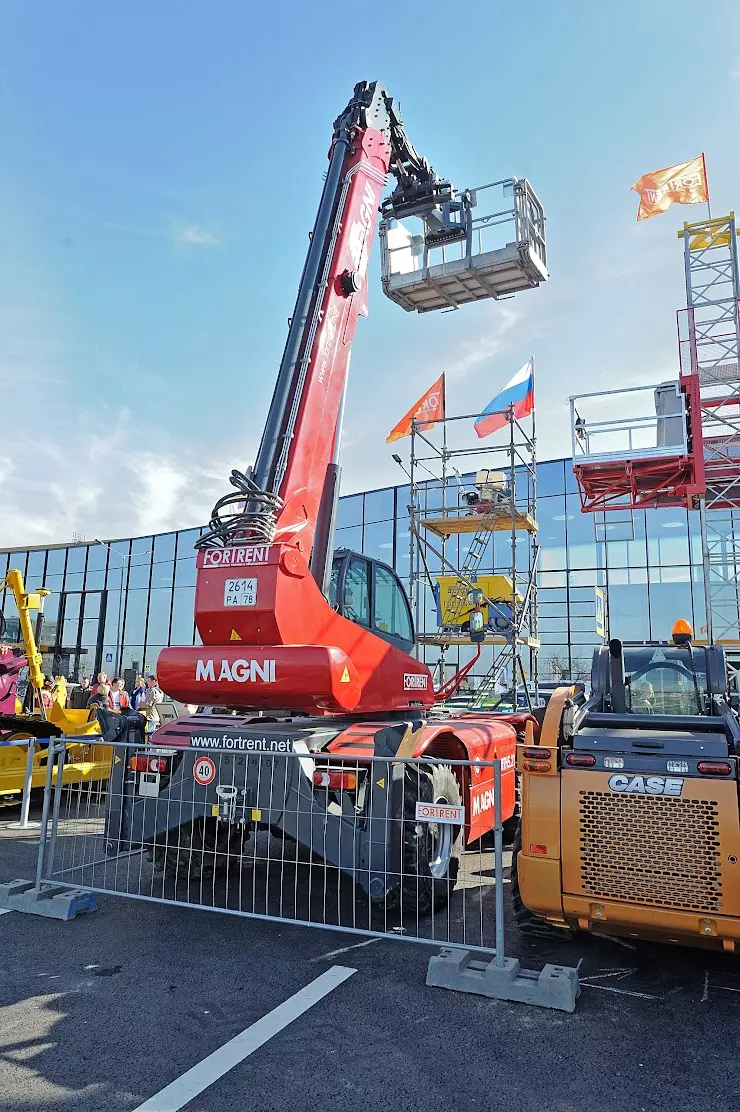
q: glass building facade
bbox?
[0,457,711,687]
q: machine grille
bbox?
[578,790,723,912]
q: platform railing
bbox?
[380,178,546,281]
[569,383,689,465]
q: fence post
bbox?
[426,756,581,1011]
[493,758,505,968]
[7,739,40,831]
[33,737,59,892]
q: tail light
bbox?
[523,759,551,772]
[529,844,548,855]
[697,760,732,776]
[523,747,551,760]
[129,754,169,774]
[313,769,358,790]
[565,753,596,767]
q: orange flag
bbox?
[631,154,708,221]
[386,373,445,443]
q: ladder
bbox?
[440,513,502,634]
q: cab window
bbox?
[374,563,413,643]
[344,557,370,626]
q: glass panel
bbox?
[174,557,197,588]
[566,495,601,570]
[104,591,122,645]
[130,540,154,566]
[45,548,66,577]
[175,529,201,558]
[170,587,196,645]
[64,546,87,592]
[127,560,152,590]
[536,460,565,498]
[154,532,177,563]
[648,566,693,642]
[336,494,363,529]
[374,564,413,642]
[646,507,690,565]
[364,487,394,523]
[7,551,28,577]
[146,588,173,647]
[537,496,567,572]
[122,591,148,646]
[604,575,649,640]
[334,525,362,555]
[362,520,394,562]
[121,645,145,676]
[85,543,108,590]
[61,593,81,651]
[150,560,174,589]
[26,550,47,583]
[344,557,370,626]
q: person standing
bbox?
[69,676,91,710]
[111,677,130,711]
[138,674,164,728]
[131,674,147,710]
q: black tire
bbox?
[382,763,463,915]
[150,818,247,881]
[510,822,571,940]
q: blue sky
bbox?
[2,0,739,544]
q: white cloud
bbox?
[445,304,523,379]
[174,224,220,247]
[0,399,250,548]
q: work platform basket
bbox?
[379,178,547,313]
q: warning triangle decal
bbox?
[230,629,242,641]
[340,666,351,683]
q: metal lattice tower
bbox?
[677,213,740,642]
[408,402,539,712]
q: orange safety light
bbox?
[671,618,693,645]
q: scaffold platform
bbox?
[420,511,538,537]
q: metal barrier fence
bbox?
[1,735,579,1010]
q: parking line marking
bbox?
[131,965,356,1112]
[311,938,380,962]
[581,983,658,1000]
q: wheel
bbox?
[510,823,571,939]
[382,763,463,915]
[150,818,248,881]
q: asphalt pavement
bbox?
[1,801,739,1112]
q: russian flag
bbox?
[474,361,534,439]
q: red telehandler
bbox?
[103,81,539,911]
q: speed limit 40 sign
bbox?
[194,756,217,786]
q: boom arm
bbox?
[199,81,453,574]
[160,82,459,715]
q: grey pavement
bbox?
[1,801,739,1112]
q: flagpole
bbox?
[703,153,712,220]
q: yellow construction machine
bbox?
[0,569,113,802]
[513,621,740,952]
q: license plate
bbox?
[224,577,257,607]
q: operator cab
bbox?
[328,548,415,654]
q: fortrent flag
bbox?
[631,155,708,222]
[474,361,534,439]
[386,373,445,444]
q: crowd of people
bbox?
[57,671,164,725]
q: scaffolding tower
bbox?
[677,212,740,643]
[569,208,740,650]
[407,402,539,711]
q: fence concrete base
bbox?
[426,948,580,1012]
[0,879,97,920]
